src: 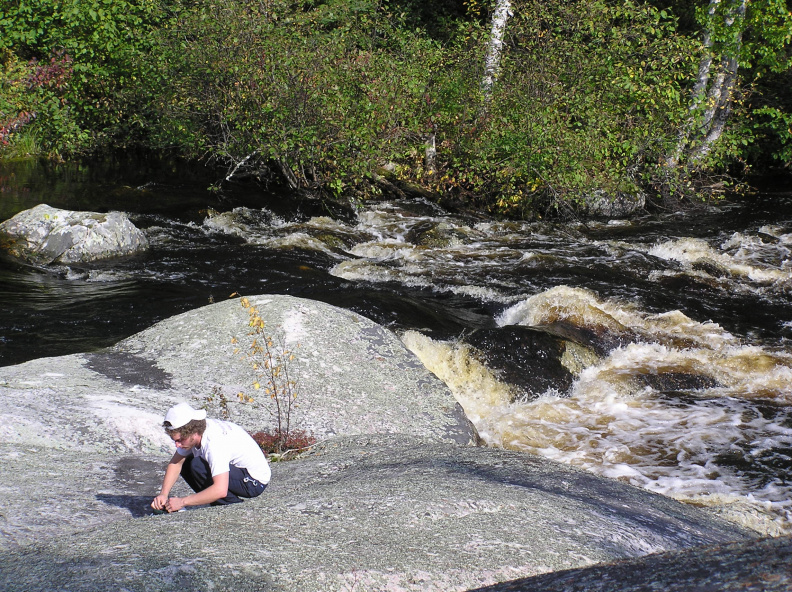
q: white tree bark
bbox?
[665,0,720,167]
[481,0,513,103]
[666,0,746,168]
[690,55,740,162]
[689,0,746,163]
[424,133,436,174]
[225,150,259,182]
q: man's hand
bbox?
[165,497,186,513]
[151,494,169,511]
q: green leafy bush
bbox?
[0,0,173,154]
[2,0,789,211]
[438,0,697,213]
[147,0,702,214]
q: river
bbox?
[1,157,790,536]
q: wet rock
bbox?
[0,436,754,592]
[407,221,468,248]
[536,320,636,356]
[0,204,148,265]
[85,351,173,390]
[640,371,720,393]
[203,206,276,237]
[580,191,646,219]
[464,326,578,399]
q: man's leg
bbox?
[180,455,243,505]
[227,466,268,500]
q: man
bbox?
[151,402,271,513]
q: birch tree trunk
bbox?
[481,0,513,104]
[689,0,746,163]
[424,133,436,174]
[665,0,720,168]
[665,0,746,168]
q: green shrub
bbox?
[2,0,787,211]
[0,0,174,154]
[148,0,700,215]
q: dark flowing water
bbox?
[1,157,791,535]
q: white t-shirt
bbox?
[177,418,271,484]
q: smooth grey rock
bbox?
[0,295,477,548]
[0,203,148,264]
[0,445,192,548]
[0,436,753,592]
[580,190,646,219]
[467,534,792,592]
[0,296,762,591]
[114,295,479,445]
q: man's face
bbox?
[170,431,199,450]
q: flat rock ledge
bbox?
[0,295,477,549]
[0,436,753,592]
[0,203,148,265]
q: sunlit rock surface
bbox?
[0,295,762,591]
[0,436,754,592]
[0,203,148,264]
[113,294,479,445]
[0,295,476,547]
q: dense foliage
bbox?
[1,0,790,216]
[0,0,172,154]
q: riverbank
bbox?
[3,0,791,217]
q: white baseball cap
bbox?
[164,402,207,429]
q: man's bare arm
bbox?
[165,471,229,511]
[151,452,186,510]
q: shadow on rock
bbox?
[96,494,155,518]
[465,535,792,592]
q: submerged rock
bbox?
[580,190,646,219]
[464,326,578,399]
[0,203,148,265]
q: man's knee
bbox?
[181,455,213,491]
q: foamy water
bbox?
[402,287,792,536]
[202,199,792,535]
